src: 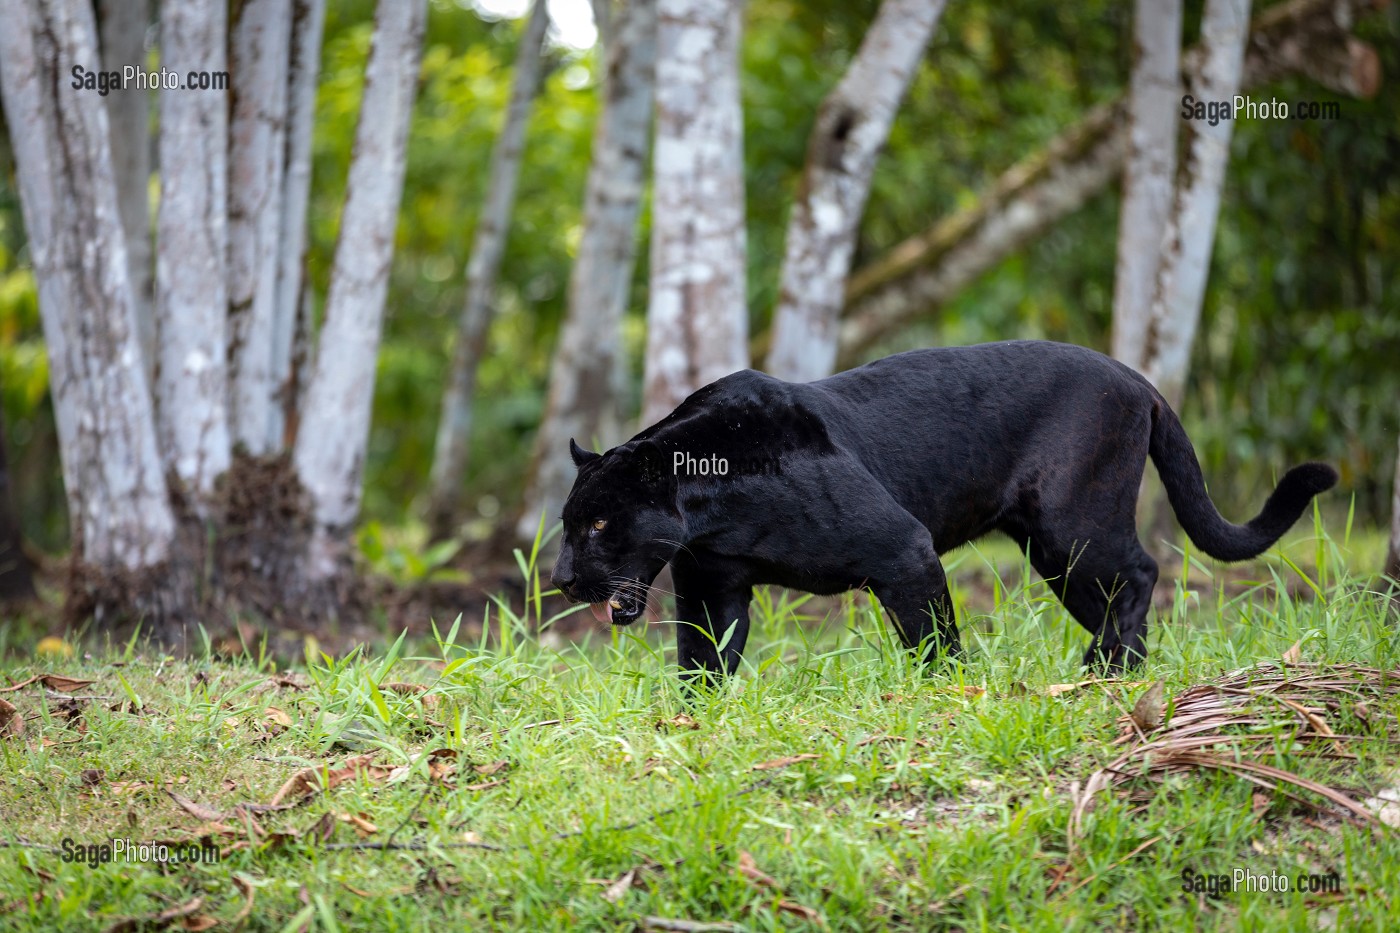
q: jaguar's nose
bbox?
[550,569,575,595]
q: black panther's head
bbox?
[550,438,683,625]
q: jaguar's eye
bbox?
[591,519,607,534]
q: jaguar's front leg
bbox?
[670,558,752,688]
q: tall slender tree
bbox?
[517,0,658,542]
[641,0,749,428]
[270,0,328,449]
[426,0,552,542]
[294,0,427,587]
[766,0,947,383]
[1140,0,1252,411]
[227,0,292,454]
[154,0,231,513]
[1111,0,1182,373]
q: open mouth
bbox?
[588,588,646,626]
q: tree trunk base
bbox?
[65,453,368,652]
[65,555,199,654]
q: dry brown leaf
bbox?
[658,714,701,731]
[21,865,56,883]
[264,707,293,730]
[736,851,780,890]
[381,682,427,695]
[230,875,257,923]
[269,754,388,806]
[338,812,379,836]
[3,673,97,693]
[473,759,510,776]
[103,895,205,933]
[601,868,638,903]
[1130,682,1166,732]
[1282,640,1303,665]
[181,916,218,932]
[750,753,820,772]
[775,900,824,923]
[0,698,22,738]
[42,674,97,693]
[427,757,457,783]
[79,768,105,787]
[168,791,226,822]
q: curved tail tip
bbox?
[1289,462,1340,496]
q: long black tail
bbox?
[1147,397,1338,562]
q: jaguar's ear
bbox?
[633,439,667,485]
[569,438,601,468]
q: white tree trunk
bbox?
[426,0,552,538]
[227,0,291,455]
[0,0,174,571]
[293,0,426,580]
[270,0,327,451]
[154,0,231,508]
[1387,434,1400,583]
[1140,0,1252,410]
[831,0,1381,368]
[766,0,946,383]
[590,0,612,48]
[517,0,657,542]
[1111,0,1182,372]
[641,0,748,427]
[98,0,154,386]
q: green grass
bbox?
[2,524,1399,931]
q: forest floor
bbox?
[2,524,1399,930]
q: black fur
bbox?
[551,340,1337,678]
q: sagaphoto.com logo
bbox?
[60,837,221,869]
[71,65,228,96]
[1180,865,1341,898]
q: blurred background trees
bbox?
[0,0,1397,627]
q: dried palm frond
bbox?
[1068,661,1400,850]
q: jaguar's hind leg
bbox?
[1026,535,1158,671]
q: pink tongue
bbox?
[589,602,613,623]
